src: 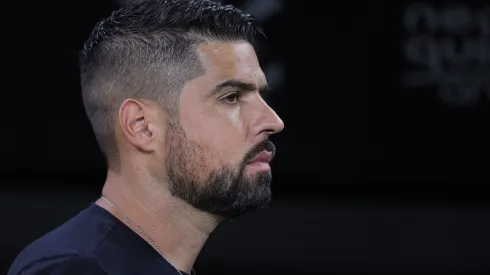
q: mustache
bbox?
[243,139,276,163]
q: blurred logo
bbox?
[401,2,490,106]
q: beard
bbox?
[164,124,276,219]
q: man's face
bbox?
[163,41,284,219]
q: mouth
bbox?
[248,151,273,164]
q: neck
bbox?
[96,169,221,274]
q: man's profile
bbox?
[8,0,284,274]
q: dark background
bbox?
[1,0,489,274]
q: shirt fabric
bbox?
[8,203,189,275]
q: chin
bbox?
[246,168,272,180]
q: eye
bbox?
[220,92,240,105]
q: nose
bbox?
[254,101,284,137]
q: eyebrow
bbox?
[213,79,269,95]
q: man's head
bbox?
[80,0,284,219]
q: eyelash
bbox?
[220,92,240,105]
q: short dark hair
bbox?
[79,0,264,167]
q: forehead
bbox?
[196,41,266,85]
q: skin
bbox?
[95,41,284,273]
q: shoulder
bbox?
[16,254,106,275]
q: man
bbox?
[8,0,284,274]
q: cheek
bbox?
[182,108,245,164]
[208,108,243,150]
[228,107,240,125]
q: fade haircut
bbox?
[79,0,264,167]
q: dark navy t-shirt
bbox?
[8,203,189,275]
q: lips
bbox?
[249,151,273,164]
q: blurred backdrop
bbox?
[1,0,489,274]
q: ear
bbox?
[118,99,156,153]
